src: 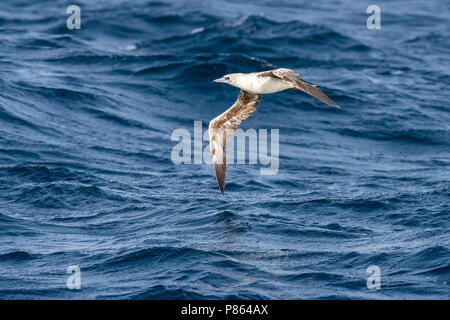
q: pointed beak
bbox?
[213,77,230,84]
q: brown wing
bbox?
[259,68,340,108]
[208,90,262,195]
[259,68,301,83]
[295,81,340,108]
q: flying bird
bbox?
[209,68,339,195]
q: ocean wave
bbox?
[0,0,448,300]
[0,251,38,261]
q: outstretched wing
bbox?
[260,68,340,108]
[259,68,301,84]
[208,90,262,194]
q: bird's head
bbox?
[213,73,245,89]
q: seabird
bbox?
[209,68,339,195]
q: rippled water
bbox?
[0,0,449,299]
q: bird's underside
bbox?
[209,68,339,195]
[258,69,339,107]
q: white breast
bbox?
[237,75,292,94]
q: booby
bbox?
[209,68,339,195]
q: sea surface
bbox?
[0,0,449,299]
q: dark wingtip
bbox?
[213,163,226,195]
[218,181,225,195]
[332,103,341,109]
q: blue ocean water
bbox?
[0,0,449,299]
